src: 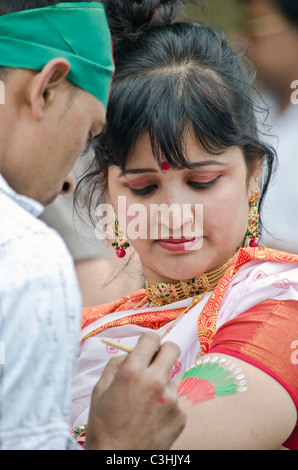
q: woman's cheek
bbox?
[201,197,227,232]
[203,188,246,234]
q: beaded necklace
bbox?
[114,256,234,339]
[145,256,233,307]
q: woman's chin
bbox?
[145,262,208,284]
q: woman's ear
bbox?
[24,58,70,120]
[248,155,264,200]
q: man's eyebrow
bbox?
[119,160,227,176]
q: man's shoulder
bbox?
[0,193,74,281]
[0,191,54,239]
[0,190,69,247]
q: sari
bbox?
[71,247,298,449]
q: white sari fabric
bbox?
[71,257,298,429]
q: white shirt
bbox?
[260,99,298,254]
[0,175,82,450]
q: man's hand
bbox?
[85,331,186,450]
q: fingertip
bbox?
[160,340,181,360]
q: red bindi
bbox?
[161,161,171,171]
[156,395,165,404]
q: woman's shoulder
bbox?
[227,246,298,278]
[81,288,147,329]
[235,246,298,265]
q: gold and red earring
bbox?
[111,218,130,258]
[245,188,261,247]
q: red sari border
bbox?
[198,247,298,354]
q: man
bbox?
[0,0,186,450]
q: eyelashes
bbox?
[187,175,222,190]
[128,176,222,196]
[129,184,158,196]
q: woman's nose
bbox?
[153,203,194,235]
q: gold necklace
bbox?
[157,256,234,340]
[145,255,233,308]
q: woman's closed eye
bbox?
[188,175,222,190]
[126,175,222,195]
[127,184,158,196]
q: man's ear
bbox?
[25,58,70,120]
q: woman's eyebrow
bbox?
[119,168,159,176]
[119,160,227,176]
[176,160,227,170]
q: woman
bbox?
[71,0,298,449]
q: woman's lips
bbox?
[156,236,202,252]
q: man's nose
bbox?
[60,170,77,195]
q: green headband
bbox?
[0,2,114,107]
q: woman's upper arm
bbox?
[172,352,297,450]
[172,299,298,450]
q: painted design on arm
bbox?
[177,356,247,405]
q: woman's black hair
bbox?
[81,0,275,231]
